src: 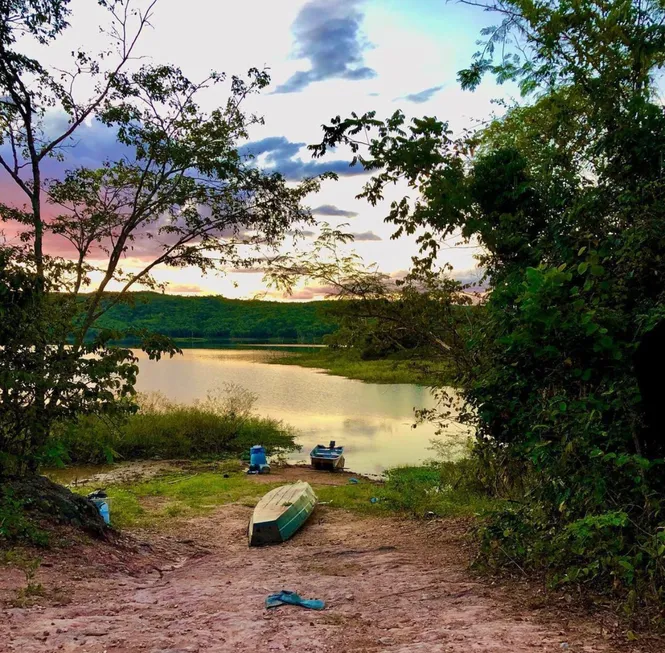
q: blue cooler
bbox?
[248,445,270,474]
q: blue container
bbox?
[91,498,110,525]
[248,445,270,474]
[250,445,268,467]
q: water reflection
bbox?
[133,348,469,475]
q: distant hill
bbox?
[91,293,339,342]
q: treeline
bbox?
[88,292,339,342]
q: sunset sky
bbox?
[0,0,514,299]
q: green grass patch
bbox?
[86,467,286,529]
[269,348,455,385]
[380,463,497,517]
[78,459,495,530]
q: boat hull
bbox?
[309,445,345,471]
[310,454,345,471]
[248,482,317,546]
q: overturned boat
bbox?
[248,481,317,546]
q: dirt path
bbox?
[0,467,655,652]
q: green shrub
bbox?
[476,454,665,617]
[0,492,49,546]
[47,387,298,465]
[382,460,496,518]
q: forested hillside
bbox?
[91,293,339,342]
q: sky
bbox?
[0,0,513,300]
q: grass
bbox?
[269,348,456,385]
[75,459,496,530]
[45,386,299,467]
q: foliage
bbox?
[47,388,299,465]
[0,1,319,477]
[0,491,49,546]
[304,0,665,616]
[88,291,338,342]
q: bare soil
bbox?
[0,468,660,653]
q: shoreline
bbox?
[267,348,455,386]
[44,459,380,489]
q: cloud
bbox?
[450,266,487,289]
[230,266,268,274]
[350,230,381,241]
[399,85,445,104]
[238,136,302,160]
[0,115,134,183]
[168,284,204,294]
[312,204,358,217]
[240,136,365,181]
[274,0,376,94]
[287,229,316,237]
[283,284,341,300]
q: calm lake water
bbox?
[133,348,469,475]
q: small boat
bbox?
[248,482,317,546]
[310,440,345,471]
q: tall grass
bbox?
[47,385,298,466]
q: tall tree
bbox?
[0,0,319,476]
[295,0,665,606]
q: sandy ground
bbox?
[0,468,658,653]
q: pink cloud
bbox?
[282,284,342,300]
[168,284,205,294]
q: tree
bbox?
[300,0,665,609]
[0,0,319,476]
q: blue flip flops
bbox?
[265,590,325,610]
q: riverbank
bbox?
[268,348,455,385]
[47,459,495,530]
[0,463,653,652]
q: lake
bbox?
[133,348,469,475]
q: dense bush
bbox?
[45,387,298,466]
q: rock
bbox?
[2,474,107,537]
